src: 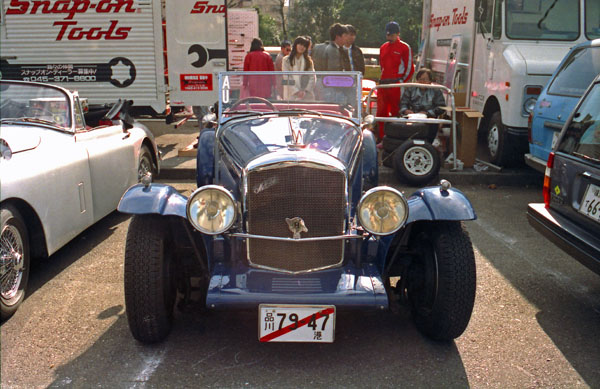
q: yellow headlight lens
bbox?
[357,187,408,235]
[187,186,236,234]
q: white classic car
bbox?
[0,80,160,319]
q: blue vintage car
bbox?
[118,71,477,344]
[525,39,600,172]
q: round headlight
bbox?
[357,187,409,235]
[187,185,236,234]
[524,97,537,114]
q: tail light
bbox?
[542,152,555,208]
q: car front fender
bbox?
[406,187,476,223]
[117,183,188,218]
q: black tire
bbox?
[124,215,176,343]
[382,136,404,153]
[404,222,476,341]
[381,149,394,168]
[137,145,156,182]
[1,205,30,320]
[393,140,440,186]
[486,111,516,167]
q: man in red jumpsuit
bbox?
[243,38,275,99]
[377,21,415,141]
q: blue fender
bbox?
[196,129,215,187]
[361,129,378,191]
[117,183,188,218]
[406,186,476,223]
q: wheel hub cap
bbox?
[1,225,24,300]
[488,125,499,157]
[404,146,434,176]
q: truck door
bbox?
[166,0,228,107]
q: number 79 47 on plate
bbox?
[259,304,336,343]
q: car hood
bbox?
[0,125,42,153]
[509,45,569,75]
[218,115,362,170]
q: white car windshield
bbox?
[0,81,71,129]
[218,71,362,125]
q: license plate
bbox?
[258,304,335,343]
[579,183,600,222]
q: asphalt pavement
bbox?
[140,118,544,187]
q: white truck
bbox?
[418,0,592,166]
[0,0,257,114]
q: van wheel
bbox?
[486,111,515,166]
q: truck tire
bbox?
[486,111,515,166]
[393,140,440,186]
[124,215,177,343]
[1,205,30,320]
[405,221,476,340]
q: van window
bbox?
[557,83,600,162]
[585,0,600,39]
[547,47,600,97]
[506,0,579,41]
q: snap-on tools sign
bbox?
[5,0,136,40]
[180,74,213,91]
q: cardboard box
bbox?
[449,108,483,168]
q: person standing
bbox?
[376,21,414,140]
[322,23,351,72]
[242,38,275,98]
[282,36,316,100]
[345,25,365,75]
[275,40,291,71]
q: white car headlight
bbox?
[187,185,236,234]
[357,187,409,235]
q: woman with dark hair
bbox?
[242,38,275,98]
[282,36,316,100]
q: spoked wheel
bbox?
[229,96,277,112]
[393,140,440,186]
[1,205,30,320]
[137,145,155,182]
[403,221,476,341]
[124,215,177,343]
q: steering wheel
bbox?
[229,96,277,112]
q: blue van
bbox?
[525,40,600,172]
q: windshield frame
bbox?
[217,71,363,126]
[0,80,74,132]
[504,0,581,41]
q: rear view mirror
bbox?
[474,0,488,22]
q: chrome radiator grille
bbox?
[246,164,346,273]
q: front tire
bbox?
[404,221,476,340]
[393,140,440,186]
[124,215,176,343]
[1,205,30,320]
[137,145,155,182]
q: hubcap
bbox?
[487,125,499,158]
[138,155,152,182]
[1,224,24,300]
[403,146,434,176]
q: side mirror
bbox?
[102,99,134,130]
[474,0,488,22]
[361,115,375,131]
[202,112,217,129]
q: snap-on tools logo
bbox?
[429,7,469,31]
[190,1,225,14]
[6,0,136,41]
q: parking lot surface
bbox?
[2,181,599,388]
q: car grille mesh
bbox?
[246,164,345,273]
